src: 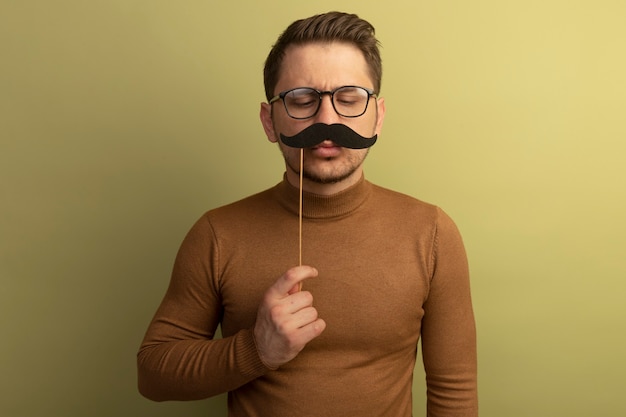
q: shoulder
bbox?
[204,184,279,220]
[367,182,460,232]
[368,182,437,215]
[186,183,286,241]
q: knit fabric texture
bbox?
[138,175,478,417]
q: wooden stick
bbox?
[298,148,304,291]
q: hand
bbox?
[253,265,326,369]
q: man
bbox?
[138,11,478,417]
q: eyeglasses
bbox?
[269,86,377,119]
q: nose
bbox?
[313,94,341,124]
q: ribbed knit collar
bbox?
[274,173,371,220]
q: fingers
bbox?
[268,265,318,299]
[253,265,325,369]
[269,301,316,330]
[300,316,326,340]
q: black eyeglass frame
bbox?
[268,85,378,120]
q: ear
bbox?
[374,97,386,135]
[260,102,278,143]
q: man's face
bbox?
[260,42,385,193]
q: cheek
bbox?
[273,114,316,137]
[345,116,378,138]
[277,142,299,160]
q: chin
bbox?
[303,166,359,185]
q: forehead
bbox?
[275,42,373,93]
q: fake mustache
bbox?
[280,123,377,149]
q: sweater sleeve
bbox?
[136,215,270,401]
[421,208,478,416]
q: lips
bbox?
[311,141,341,157]
[313,140,337,149]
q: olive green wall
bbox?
[2,1,624,416]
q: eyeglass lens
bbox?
[283,87,371,119]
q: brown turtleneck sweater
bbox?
[137,175,477,416]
